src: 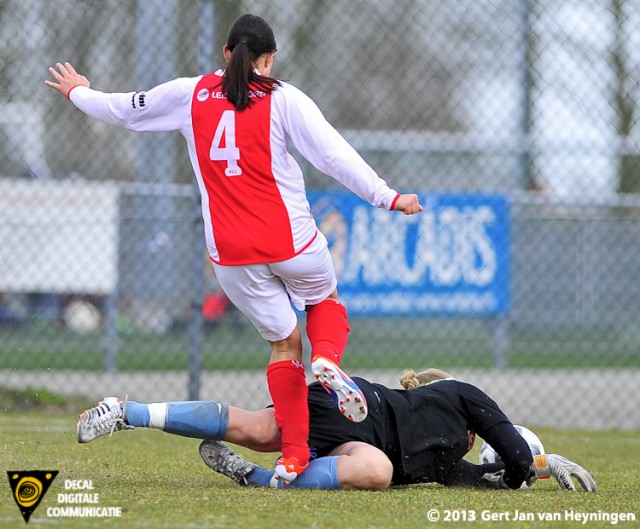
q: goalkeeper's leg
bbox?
[125,400,282,451]
[80,397,281,452]
[77,398,230,444]
[125,400,229,439]
[200,440,392,491]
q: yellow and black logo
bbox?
[7,470,58,524]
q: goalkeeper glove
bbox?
[533,454,597,492]
[479,469,509,489]
[479,469,533,490]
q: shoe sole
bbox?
[199,440,253,485]
[312,357,368,422]
[76,409,94,443]
[199,440,222,470]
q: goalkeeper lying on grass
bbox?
[76,368,595,492]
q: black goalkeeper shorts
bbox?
[306,378,400,463]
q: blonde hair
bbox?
[399,368,455,389]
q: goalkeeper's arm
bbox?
[442,423,534,489]
[475,452,597,492]
[480,422,534,488]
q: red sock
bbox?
[266,360,310,465]
[306,299,350,365]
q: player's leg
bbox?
[127,401,282,451]
[125,401,228,438]
[199,440,392,491]
[329,441,393,490]
[213,262,311,482]
[225,407,281,452]
[76,397,280,450]
[271,233,367,422]
[76,397,228,443]
[270,234,345,364]
[199,439,338,489]
[266,329,311,482]
[306,293,349,365]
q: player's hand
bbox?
[479,469,510,489]
[533,453,597,492]
[480,468,536,490]
[393,194,423,215]
[45,62,90,98]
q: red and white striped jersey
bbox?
[69,70,399,265]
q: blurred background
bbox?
[1,0,638,429]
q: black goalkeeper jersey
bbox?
[307,377,511,485]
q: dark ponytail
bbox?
[222,14,280,111]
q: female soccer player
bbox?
[46,13,423,484]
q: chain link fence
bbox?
[1,0,639,429]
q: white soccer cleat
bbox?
[274,455,309,484]
[199,440,256,486]
[311,356,368,422]
[76,397,134,443]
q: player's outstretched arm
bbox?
[45,62,90,98]
[393,193,424,215]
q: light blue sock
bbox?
[123,401,229,439]
[245,457,341,489]
[243,467,275,487]
[124,402,150,427]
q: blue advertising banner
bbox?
[308,192,510,316]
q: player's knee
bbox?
[335,443,393,491]
[360,457,393,491]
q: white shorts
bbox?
[212,231,337,342]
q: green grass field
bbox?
[2,396,639,529]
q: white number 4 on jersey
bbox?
[210,110,242,176]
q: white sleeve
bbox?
[68,76,200,133]
[274,83,399,210]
